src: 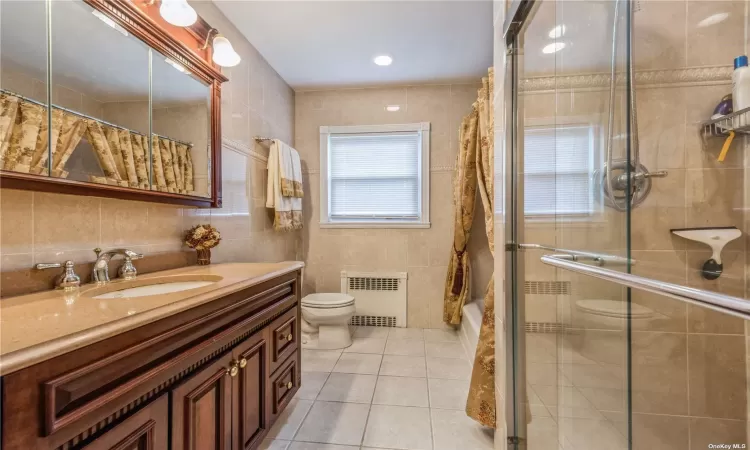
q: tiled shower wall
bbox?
[294,84,493,329]
[0,1,300,275]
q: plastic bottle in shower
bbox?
[732,55,750,112]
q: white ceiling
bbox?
[213,0,494,90]
[1,0,209,105]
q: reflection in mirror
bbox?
[0,0,49,176]
[49,0,151,189]
[151,51,211,198]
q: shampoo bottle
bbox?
[732,55,750,112]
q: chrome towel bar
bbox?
[541,254,750,321]
[519,243,633,266]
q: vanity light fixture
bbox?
[202,28,241,68]
[159,0,197,27]
[165,57,190,74]
[92,10,129,36]
[374,55,393,66]
[542,42,566,54]
[385,105,401,112]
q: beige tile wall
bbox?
[0,1,300,275]
[295,83,493,329]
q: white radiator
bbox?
[340,271,407,328]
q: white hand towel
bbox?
[266,140,302,231]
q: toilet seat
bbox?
[576,299,653,318]
[302,293,355,309]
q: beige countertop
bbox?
[0,262,304,376]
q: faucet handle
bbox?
[36,260,81,290]
[118,256,139,280]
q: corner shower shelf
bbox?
[701,106,750,137]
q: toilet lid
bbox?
[576,299,653,318]
[302,293,355,308]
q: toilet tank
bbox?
[340,271,408,328]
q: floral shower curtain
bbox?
[442,69,496,428]
[465,69,496,429]
[0,91,191,194]
[443,96,479,326]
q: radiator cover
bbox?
[341,271,408,328]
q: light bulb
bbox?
[160,0,197,27]
[374,55,393,66]
[212,35,241,67]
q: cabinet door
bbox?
[85,395,168,450]
[268,308,298,374]
[172,353,233,450]
[232,332,268,450]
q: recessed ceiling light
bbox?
[374,55,393,66]
[548,25,566,38]
[698,12,729,27]
[385,105,400,112]
[542,42,566,54]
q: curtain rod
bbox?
[1,88,194,148]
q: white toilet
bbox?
[301,293,356,350]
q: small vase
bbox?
[196,248,211,265]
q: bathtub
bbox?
[459,297,484,361]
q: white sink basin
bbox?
[92,281,217,299]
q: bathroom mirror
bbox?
[0,0,227,208]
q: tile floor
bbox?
[260,327,494,450]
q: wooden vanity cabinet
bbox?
[1,269,302,450]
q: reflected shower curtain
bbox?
[466,69,496,429]
[152,136,194,194]
[443,98,479,326]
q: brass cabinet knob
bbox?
[286,333,293,342]
[227,361,239,377]
[286,381,293,389]
[239,358,247,369]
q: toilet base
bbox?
[302,324,353,350]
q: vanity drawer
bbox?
[269,308,298,373]
[270,352,298,416]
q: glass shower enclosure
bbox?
[503,0,750,449]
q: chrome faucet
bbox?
[35,260,81,290]
[93,248,144,283]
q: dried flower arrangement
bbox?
[184,224,221,265]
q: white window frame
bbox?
[523,115,604,224]
[319,122,431,229]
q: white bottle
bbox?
[732,55,750,112]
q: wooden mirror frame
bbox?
[0,0,229,208]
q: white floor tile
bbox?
[295,372,330,400]
[294,401,370,446]
[332,353,383,375]
[388,328,425,341]
[384,339,425,356]
[430,409,494,450]
[362,405,433,450]
[343,338,386,354]
[302,350,342,372]
[428,378,470,410]
[354,326,390,339]
[287,443,359,450]
[426,357,472,380]
[317,373,377,404]
[423,328,460,342]
[379,355,427,378]
[425,341,466,359]
[259,439,290,450]
[267,399,314,440]
[373,376,429,407]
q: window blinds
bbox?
[524,125,595,216]
[328,132,421,220]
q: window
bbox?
[524,122,600,218]
[320,123,430,228]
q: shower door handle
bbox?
[541,254,750,320]
[518,243,633,266]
